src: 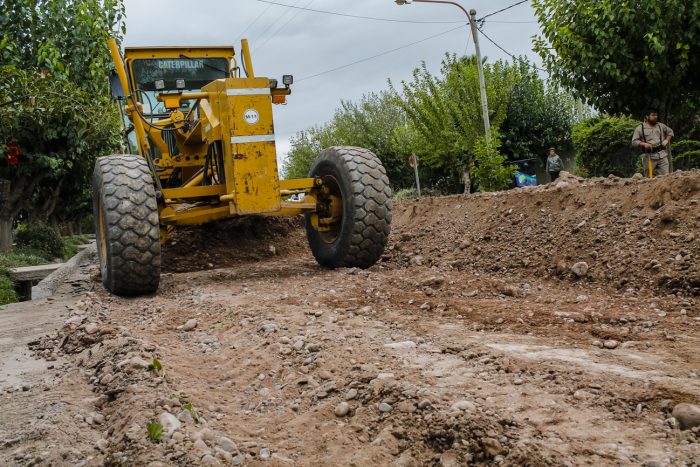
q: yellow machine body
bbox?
[108,38,323,236]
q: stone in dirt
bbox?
[603,339,619,349]
[183,319,198,331]
[481,437,503,457]
[450,400,476,412]
[158,412,182,438]
[383,341,416,350]
[571,262,589,277]
[377,402,393,413]
[335,402,350,417]
[672,403,700,430]
[177,409,195,424]
[217,436,238,454]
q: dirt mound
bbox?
[389,170,700,296]
[162,216,307,273]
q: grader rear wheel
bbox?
[305,146,392,269]
[92,155,161,295]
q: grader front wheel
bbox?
[305,146,392,269]
[92,155,161,295]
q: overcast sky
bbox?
[122,0,541,161]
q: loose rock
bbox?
[571,262,589,277]
[377,402,393,413]
[603,339,619,349]
[672,403,700,430]
[335,402,350,417]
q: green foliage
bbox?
[572,116,640,177]
[148,358,162,374]
[0,0,126,95]
[472,135,517,192]
[0,0,124,231]
[0,66,121,222]
[392,55,514,171]
[392,188,419,201]
[500,61,578,161]
[283,125,336,180]
[283,91,416,188]
[62,234,92,259]
[15,223,64,260]
[532,0,700,121]
[147,422,163,442]
[672,139,700,171]
[0,275,17,305]
[0,249,47,305]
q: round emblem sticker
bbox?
[243,109,259,125]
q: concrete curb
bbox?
[32,242,96,300]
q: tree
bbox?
[472,133,517,192]
[391,55,516,192]
[283,92,420,189]
[532,0,700,124]
[0,0,125,250]
[500,60,578,163]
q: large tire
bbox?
[305,146,392,269]
[92,155,161,295]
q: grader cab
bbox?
[95,39,392,295]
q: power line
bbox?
[298,24,467,83]
[485,20,537,24]
[463,24,472,56]
[256,0,464,24]
[255,0,315,52]
[237,3,273,42]
[251,0,303,45]
[476,25,548,73]
[477,0,529,22]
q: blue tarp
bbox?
[515,171,537,187]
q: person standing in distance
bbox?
[546,147,564,182]
[631,109,674,177]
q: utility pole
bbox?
[395,0,491,139]
[469,8,491,139]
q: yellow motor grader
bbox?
[95,38,391,295]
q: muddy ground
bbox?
[1,170,699,466]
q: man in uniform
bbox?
[631,109,674,177]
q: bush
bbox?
[0,274,17,305]
[572,116,640,177]
[673,139,700,171]
[0,250,47,306]
[15,223,64,260]
[472,135,517,192]
[62,234,92,259]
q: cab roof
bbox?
[124,46,235,59]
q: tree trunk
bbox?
[0,217,12,252]
[463,167,472,194]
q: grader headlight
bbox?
[282,75,293,87]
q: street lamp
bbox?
[395,0,491,139]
